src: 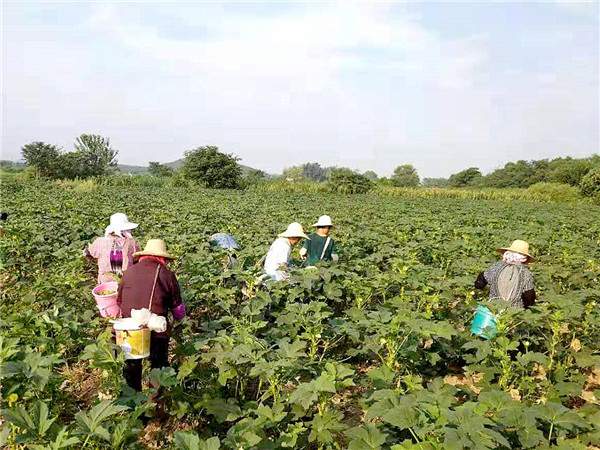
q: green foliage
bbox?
[182,146,242,189]
[73,134,118,178]
[327,168,373,193]
[302,162,327,182]
[148,161,174,177]
[422,177,449,187]
[363,170,379,181]
[448,167,482,187]
[21,142,62,178]
[476,156,599,188]
[392,164,420,187]
[21,135,117,180]
[580,167,600,198]
[1,176,599,448]
[526,182,581,202]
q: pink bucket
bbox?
[92,281,120,318]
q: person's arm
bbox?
[330,240,339,262]
[522,289,536,309]
[299,239,308,259]
[475,271,487,289]
[170,272,186,321]
[85,238,100,259]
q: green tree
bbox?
[422,177,449,187]
[182,146,242,189]
[548,158,594,186]
[148,162,174,177]
[302,162,327,182]
[73,134,118,178]
[282,166,304,182]
[242,168,267,187]
[327,168,373,194]
[363,170,378,181]
[448,167,482,187]
[391,164,419,187]
[21,142,61,178]
[580,167,600,198]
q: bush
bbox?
[526,182,581,202]
[327,168,373,194]
[182,146,242,189]
[580,167,600,198]
[148,162,174,177]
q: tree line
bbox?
[14,137,600,198]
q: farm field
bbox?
[1,178,600,449]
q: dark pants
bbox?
[123,333,169,391]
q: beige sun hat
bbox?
[133,239,175,259]
[313,215,334,227]
[497,239,534,262]
[278,222,309,239]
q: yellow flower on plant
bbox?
[7,393,18,407]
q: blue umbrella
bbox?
[209,233,240,250]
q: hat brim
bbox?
[133,250,175,260]
[497,247,534,262]
[278,232,309,239]
[313,223,333,228]
[122,222,138,231]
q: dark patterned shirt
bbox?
[475,262,536,308]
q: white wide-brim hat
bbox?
[105,212,138,237]
[313,215,333,228]
[133,239,174,259]
[278,222,309,239]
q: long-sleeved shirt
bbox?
[117,259,183,336]
[264,237,291,280]
[301,233,338,266]
[475,261,536,309]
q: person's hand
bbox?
[299,248,307,260]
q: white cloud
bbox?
[2,2,598,178]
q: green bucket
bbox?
[470,305,497,339]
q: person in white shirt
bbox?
[264,222,309,281]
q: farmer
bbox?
[85,213,140,283]
[475,239,536,309]
[300,215,339,266]
[117,239,186,391]
[263,222,309,281]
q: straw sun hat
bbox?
[313,215,334,227]
[133,239,175,259]
[278,222,309,239]
[497,239,534,262]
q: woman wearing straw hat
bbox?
[264,222,309,281]
[300,215,339,266]
[117,239,186,391]
[85,213,140,283]
[475,240,536,309]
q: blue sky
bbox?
[2,1,598,177]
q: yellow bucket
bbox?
[113,318,151,359]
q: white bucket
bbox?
[113,318,150,360]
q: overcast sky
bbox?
[2,1,598,177]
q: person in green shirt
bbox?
[300,215,339,266]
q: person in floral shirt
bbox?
[85,213,140,283]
